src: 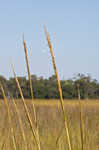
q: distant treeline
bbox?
[0,73,99,99]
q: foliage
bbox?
[0,74,99,99]
[0,100,98,150]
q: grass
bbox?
[44,24,72,150]
[0,100,98,150]
[77,84,84,150]
[11,63,41,150]
[23,35,40,150]
[0,84,17,150]
[0,25,98,150]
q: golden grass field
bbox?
[0,99,98,150]
[0,26,99,150]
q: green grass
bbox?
[0,99,98,150]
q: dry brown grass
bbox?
[0,99,98,150]
[0,26,98,150]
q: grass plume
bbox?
[23,35,37,126]
[23,35,41,149]
[44,24,72,150]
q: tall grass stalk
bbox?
[11,63,41,150]
[44,25,72,150]
[56,127,64,149]
[12,98,27,150]
[77,84,84,150]
[0,84,17,150]
[23,35,37,125]
[23,34,34,100]
[23,35,41,149]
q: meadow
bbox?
[0,100,98,150]
[0,25,99,150]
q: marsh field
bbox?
[0,26,98,150]
[0,99,98,150]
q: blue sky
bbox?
[0,0,99,80]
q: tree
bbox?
[61,80,74,99]
[0,76,8,98]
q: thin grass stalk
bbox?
[12,98,27,150]
[23,36,41,149]
[22,35,34,100]
[77,84,84,150]
[0,84,17,150]
[23,35,37,126]
[11,63,41,150]
[44,25,72,150]
[56,127,64,149]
